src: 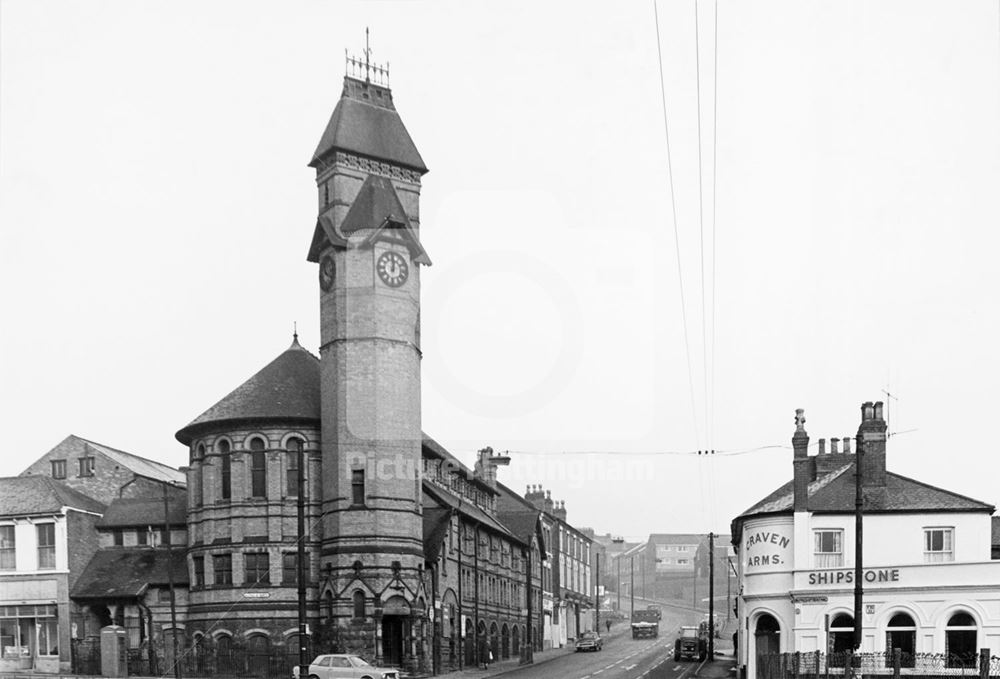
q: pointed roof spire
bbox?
[292,321,299,346]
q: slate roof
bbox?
[422,434,497,495]
[422,481,519,544]
[737,462,994,520]
[422,505,452,562]
[98,495,187,528]
[71,548,188,600]
[310,77,427,173]
[33,435,185,486]
[176,338,320,444]
[0,476,106,517]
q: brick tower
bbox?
[306,52,430,669]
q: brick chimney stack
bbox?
[544,490,554,515]
[554,500,567,522]
[792,408,812,512]
[857,400,888,486]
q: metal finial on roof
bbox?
[344,28,390,87]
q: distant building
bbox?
[0,476,105,673]
[732,401,1000,679]
[20,435,185,505]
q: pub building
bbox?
[731,401,1000,679]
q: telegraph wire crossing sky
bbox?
[1,0,998,538]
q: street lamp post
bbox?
[629,555,634,617]
[161,482,182,679]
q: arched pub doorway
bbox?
[381,596,410,666]
[754,613,781,679]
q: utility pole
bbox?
[161,483,181,679]
[297,440,308,679]
[594,552,600,634]
[853,442,864,651]
[617,556,621,612]
[708,533,715,659]
[629,555,634,617]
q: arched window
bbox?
[945,612,977,668]
[885,613,916,667]
[286,634,309,670]
[195,444,206,506]
[353,590,365,619]
[828,613,854,660]
[218,440,231,500]
[216,634,234,674]
[286,438,303,497]
[247,635,270,677]
[249,437,267,498]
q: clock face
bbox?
[319,254,336,292]
[376,251,409,288]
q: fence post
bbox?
[815,650,821,679]
[893,648,901,679]
[796,651,803,679]
[845,650,853,679]
[980,648,989,679]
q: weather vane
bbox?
[345,27,390,86]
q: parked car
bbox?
[575,630,604,652]
[291,654,399,679]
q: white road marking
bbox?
[594,670,604,675]
[625,663,637,670]
[674,666,683,671]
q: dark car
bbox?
[575,631,603,652]
[674,626,707,661]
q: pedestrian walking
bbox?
[605,619,612,633]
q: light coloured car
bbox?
[291,654,399,679]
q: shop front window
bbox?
[0,605,57,659]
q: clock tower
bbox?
[306,53,430,668]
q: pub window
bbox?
[0,526,14,570]
[137,528,149,546]
[51,460,66,479]
[353,590,365,619]
[924,527,954,562]
[113,529,123,546]
[884,612,916,667]
[945,612,977,668]
[828,613,854,664]
[249,437,267,498]
[244,552,270,585]
[814,529,844,568]
[213,553,233,585]
[351,469,365,506]
[37,523,56,569]
[218,440,232,500]
[286,438,303,497]
[78,456,95,477]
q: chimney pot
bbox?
[546,490,552,499]
[874,401,884,421]
[818,439,826,455]
[862,401,874,421]
[831,438,840,454]
[843,437,852,454]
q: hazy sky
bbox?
[2,1,998,540]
